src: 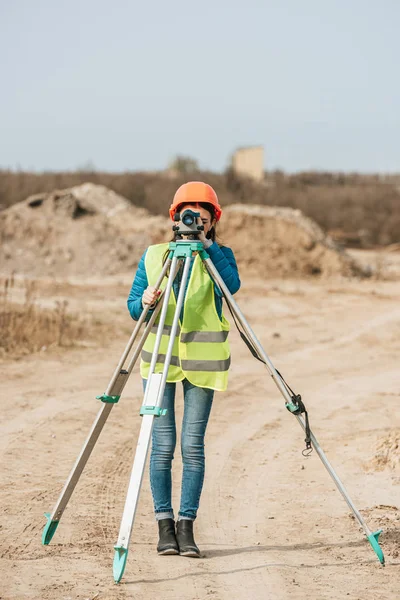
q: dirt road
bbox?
[1,274,399,600]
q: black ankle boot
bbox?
[157,518,179,555]
[176,519,200,557]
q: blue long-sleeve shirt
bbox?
[127,242,240,322]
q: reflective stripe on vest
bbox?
[180,330,229,343]
[181,356,231,372]
[141,350,180,367]
[140,243,231,391]
[150,324,181,336]
[141,351,230,372]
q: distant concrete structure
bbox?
[231,146,264,181]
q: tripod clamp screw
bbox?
[96,394,121,404]
[285,401,302,415]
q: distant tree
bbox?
[76,160,96,173]
[168,155,199,174]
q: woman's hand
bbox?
[196,217,213,248]
[142,286,161,308]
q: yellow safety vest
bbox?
[140,243,231,391]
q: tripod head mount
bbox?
[172,209,204,238]
[168,239,208,259]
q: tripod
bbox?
[42,239,385,583]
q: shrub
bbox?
[0,275,89,356]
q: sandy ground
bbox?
[1,265,399,600]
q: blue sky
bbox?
[1,1,399,172]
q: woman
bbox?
[127,181,240,558]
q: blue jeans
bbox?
[144,379,214,521]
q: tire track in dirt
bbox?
[282,306,400,362]
[95,437,134,551]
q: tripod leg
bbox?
[42,258,172,545]
[113,374,163,583]
[113,255,193,583]
[202,255,385,565]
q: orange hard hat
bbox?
[169,181,222,222]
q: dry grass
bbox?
[0,275,91,356]
[1,168,399,246]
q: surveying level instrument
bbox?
[42,213,385,583]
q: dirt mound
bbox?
[369,430,400,471]
[0,184,369,279]
[0,183,169,277]
[220,204,370,278]
[22,183,131,218]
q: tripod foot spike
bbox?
[367,529,385,565]
[42,513,59,545]
[113,546,128,583]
